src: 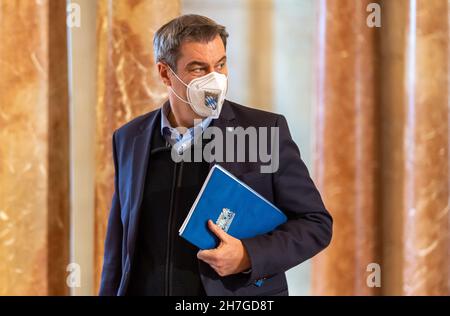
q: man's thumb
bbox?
[208,219,228,242]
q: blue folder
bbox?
[179,165,287,250]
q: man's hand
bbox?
[197,220,251,277]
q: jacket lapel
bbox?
[127,109,160,255]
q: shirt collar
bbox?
[160,101,212,152]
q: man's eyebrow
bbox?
[185,56,227,69]
[185,60,209,68]
[216,56,227,64]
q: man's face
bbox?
[168,34,228,100]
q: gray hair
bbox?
[153,14,229,72]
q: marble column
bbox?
[94,0,180,292]
[70,0,98,296]
[312,0,380,295]
[379,0,409,296]
[401,0,449,295]
[0,0,70,295]
[314,0,449,295]
[379,0,449,296]
[247,0,273,111]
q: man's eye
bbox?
[216,62,225,70]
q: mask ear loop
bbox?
[169,85,191,105]
[166,65,193,105]
[167,66,189,88]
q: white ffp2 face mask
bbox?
[168,67,228,119]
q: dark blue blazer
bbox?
[99,100,332,296]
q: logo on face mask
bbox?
[204,91,219,110]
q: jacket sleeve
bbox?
[98,131,123,296]
[241,114,333,284]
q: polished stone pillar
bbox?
[70,0,98,296]
[379,0,409,296]
[380,0,449,296]
[0,0,69,295]
[312,0,380,295]
[94,0,180,291]
[401,0,449,295]
[247,0,273,111]
[314,0,449,295]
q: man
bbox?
[99,14,332,296]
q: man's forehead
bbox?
[178,36,226,66]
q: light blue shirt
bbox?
[160,102,212,154]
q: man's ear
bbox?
[157,62,172,87]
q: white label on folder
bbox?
[216,208,235,232]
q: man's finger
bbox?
[207,219,229,242]
[197,249,216,264]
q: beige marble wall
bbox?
[94,0,180,292]
[313,0,449,295]
[401,0,449,295]
[0,0,69,295]
[311,0,380,296]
